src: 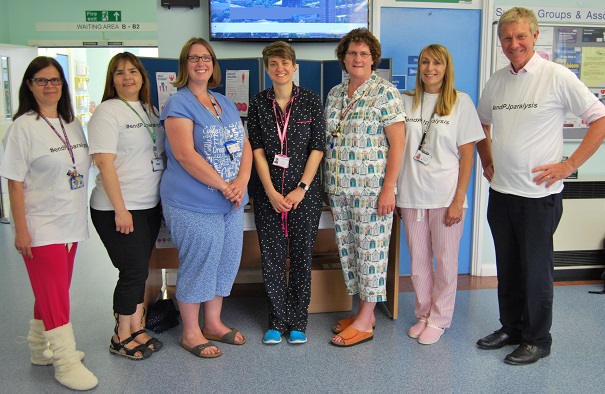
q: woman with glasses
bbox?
[324,29,406,347]
[88,52,165,360]
[0,57,97,390]
[160,38,252,358]
[396,44,484,345]
[247,41,325,345]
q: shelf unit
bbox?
[73,60,90,126]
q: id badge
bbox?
[70,174,84,190]
[224,140,241,155]
[273,154,290,168]
[414,150,432,166]
[151,157,165,172]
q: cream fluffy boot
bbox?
[28,319,85,365]
[44,322,98,391]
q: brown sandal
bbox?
[180,340,222,358]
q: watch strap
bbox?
[298,182,309,191]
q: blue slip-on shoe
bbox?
[263,329,282,345]
[288,330,307,344]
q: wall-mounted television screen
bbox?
[209,0,368,42]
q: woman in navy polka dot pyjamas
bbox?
[247,42,325,345]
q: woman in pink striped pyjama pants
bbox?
[396,44,485,345]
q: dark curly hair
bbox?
[335,28,381,72]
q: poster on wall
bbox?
[580,47,605,87]
[225,70,250,117]
[555,47,582,78]
[155,72,177,113]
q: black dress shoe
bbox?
[504,343,550,365]
[476,330,522,349]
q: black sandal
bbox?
[110,313,153,360]
[109,336,153,360]
[131,329,163,352]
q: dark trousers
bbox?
[254,194,322,333]
[91,204,161,315]
[487,189,563,350]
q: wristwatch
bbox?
[298,181,309,191]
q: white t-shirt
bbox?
[477,53,598,198]
[396,91,484,208]
[0,112,91,246]
[88,99,165,210]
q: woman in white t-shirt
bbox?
[396,44,484,345]
[88,52,165,360]
[0,57,97,390]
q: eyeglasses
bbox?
[346,51,372,59]
[187,55,213,63]
[31,77,64,86]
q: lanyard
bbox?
[192,88,232,144]
[120,99,158,156]
[330,77,376,150]
[334,82,372,134]
[418,93,437,152]
[40,114,76,170]
[272,98,294,155]
[272,96,295,238]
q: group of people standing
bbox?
[2,6,605,390]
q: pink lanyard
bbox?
[273,100,292,155]
[273,98,294,237]
[40,114,76,171]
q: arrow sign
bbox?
[85,11,122,22]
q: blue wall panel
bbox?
[380,7,481,275]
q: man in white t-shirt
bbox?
[476,7,605,365]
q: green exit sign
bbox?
[85,11,122,22]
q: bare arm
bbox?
[378,121,406,216]
[285,149,324,210]
[445,142,475,227]
[476,123,494,182]
[8,180,32,258]
[93,153,133,234]
[164,116,237,202]
[532,116,605,187]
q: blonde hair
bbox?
[497,7,539,38]
[404,44,457,116]
[173,37,221,89]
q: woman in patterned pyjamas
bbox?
[247,41,325,345]
[324,29,406,347]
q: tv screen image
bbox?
[210,0,368,42]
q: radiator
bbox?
[553,180,605,277]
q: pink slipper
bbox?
[407,320,427,339]
[418,325,444,345]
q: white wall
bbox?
[0,44,38,120]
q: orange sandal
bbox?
[332,317,355,334]
[332,317,376,334]
[330,326,374,347]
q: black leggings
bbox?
[91,204,161,315]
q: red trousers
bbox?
[23,243,78,330]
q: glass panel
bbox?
[1,56,11,120]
